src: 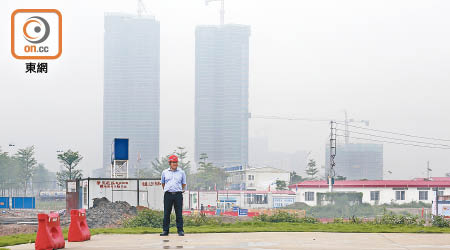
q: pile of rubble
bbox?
[86,197,137,228]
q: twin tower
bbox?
[102,13,250,176]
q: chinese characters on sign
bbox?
[96,180,129,189]
[141,181,161,187]
[25,62,48,73]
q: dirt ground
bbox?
[0,208,70,236]
[0,224,37,236]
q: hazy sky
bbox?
[1,0,449,179]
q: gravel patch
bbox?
[86,198,137,228]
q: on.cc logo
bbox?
[23,16,50,44]
[11,9,62,60]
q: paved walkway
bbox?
[9,232,450,250]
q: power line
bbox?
[251,115,330,122]
[336,134,450,150]
[335,122,450,142]
[335,128,450,148]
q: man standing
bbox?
[160,155,186,236]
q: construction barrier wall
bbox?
[79,178,165,211]
[77,178,296,211]
[12,197,35,209]
[0,197,9,208]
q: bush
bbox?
[286,201,431,219]
[124,210,223,228]
[432,215,450,228]
[253,211,318,223]
[377,213,424,226]
[349,216,363,224]
[385,201,431,208]
[123,209,175,228]
[184,213,222,227]
[289,203,384,218]
[333,217,344,224]
[298,216,319,224]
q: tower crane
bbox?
[137,0,148,17]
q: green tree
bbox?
[150,147,192,178]
[174,146,191,175]
[16,146,37,195]
[189,153,228,191]
[151,156,170,177]
[275,180,287,190]
[0,148,21,193]
[56,150,83,187]
[136,167,154,178]
[290,171,305,185]
[0,149,8,191]
[33,163,56,191]
[305,159,319,180]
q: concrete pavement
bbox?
[8,232,450,250]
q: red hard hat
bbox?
[168,155,178,163]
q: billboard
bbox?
[113,138,129,161]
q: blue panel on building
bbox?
[113,138,129,161]
[224,166,243,172]
[0,197,9,208]
[219,199,236,203]
[238,209,248,216]
[12,197,35,209]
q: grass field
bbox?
[1,222,450,248]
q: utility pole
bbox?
[426,161,432,180]
[329,121,337,192]
[206,0,225,25]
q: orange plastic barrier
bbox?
[68,209,91,242]
[35,213,65,250]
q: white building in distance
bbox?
[290,178,450,206]
[226,166,290,191]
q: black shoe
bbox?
[178,231,185,236]
[160,231,169,236]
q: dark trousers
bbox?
[163,192,183,231]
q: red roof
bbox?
[289,179,450,189]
